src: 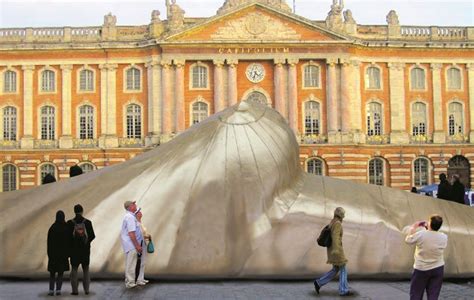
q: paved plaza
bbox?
[1,279,473,300]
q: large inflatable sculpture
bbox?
[1,101,473,278]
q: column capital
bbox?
[339,58,352,66]
[146,60,161,69]
[213,59,225,67]
[287,58,299,66]
[226,58,238,67]
[466,63,474,71]
[388,62,405,70]
[99,63,118,71]
[21,65,35,71]
[326,58,338,66]
[60,64,73,71]
[173,59,185,68]
[160,60,172,69]
[430,63,443,71]
[350,60,361,67]
[274,58,286,66]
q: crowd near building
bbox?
[0,0,473,192]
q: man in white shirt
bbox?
[405,215,448,300]
[120,200,144,289]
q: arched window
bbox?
[304,101,320,135]
[2,164,17,192]
[414,158,430,186]
[411,67,425,90]
[126,104,142,139]
[303,65,320,88]
[412,102,427,136]
[79,69,94,91]
[79,105,94,139]
[307,158,324,176]
[192,101,209,125]
[3,106,17,141]
[366,66,381,89]
[366,102,383,136]
[40,163,56,183]
[41,70,55,92]
[246,91,267,105]
[4,70,17,93]
[447,67,461,90]
[448,102,463,136]
[126,67,141,90]
[192,65,208,88]
[80,163,95,173]
[40,106,55,140]
[369,158,384,186]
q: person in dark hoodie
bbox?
[47,210,70,296]
[67,204,95,295]
[437,173,451,201]
[450,174,466,205]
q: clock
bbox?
[246,63,265,83]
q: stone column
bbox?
[21,65,35,149]
[388,62,409,144]
[227,59,238,106]
[274,58,287,119]
[431,63,445,143]
[349,60,364,143]
[340,59,352,138]
[161,61,173,139]
[326,58,339,143]
[59,64,73,148]
[174,59,185,133]
[146,60,162,146]
[213,59,225,113]
[287,58,299,134]
[99,63,118,148]
[468,64,474,143]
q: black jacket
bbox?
[47,222,70,272]
[67,215,95,266]
[437,179,451,201]
[450,181,466,205]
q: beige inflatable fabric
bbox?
[1,101,473,279]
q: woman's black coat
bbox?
[47,222,70,272]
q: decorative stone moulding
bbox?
[366,134,390,145]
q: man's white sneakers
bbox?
[125,283,137,289]
[136,280,148,286]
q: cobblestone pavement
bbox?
[0,279,473,300]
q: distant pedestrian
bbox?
[450,174,466,205]
[135,208,151,285]
[313,207,353,296]
[405,215,447,300]
[411,187,418,194]
[47,210,70,296]
[67,204,95,295]
[121,200,144,289]
[437,173,451,201]
[42,173,56,185]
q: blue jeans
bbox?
[314,265,350,295]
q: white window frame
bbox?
[1,163,19,192]
[38,66,57,94]
[365,64,383,90]
[366,100,384,136]
[77,66,96,93]
[445,66,463,91]
[1,105,19,141]
[413,157,432,187]
[409,65,427,91]
[38,104,57,140]
[38,162,57,185]
[76,103,96,140]
[1,68,20,95]
[78,162,96,173]
[305,157,325,176]
[190,97,210,126]
[123,65,143,93]
[410,101,428,136]
[447,100,465,136]
[189,62,210,90]
[368,158,385,186]
[302,98,322,136]
[123,102,143,139]
[301,61,322,89]
[241,87,272,106]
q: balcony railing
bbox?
[73,139,98,149]
[0,140,20,149]
[119,138,144,148]
[34,139,59,149]
[366,134,390,145]
[410,134,432,144]
[299,134,327,145]
[447,133,469,144]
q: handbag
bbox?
[147,238,155,254]
[316,224,332,248]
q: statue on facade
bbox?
[167,0,185,31]
[343,9,356,24]
[386,10,400,26]
[103,12,117,27]
[326,0,344,31]
[151,10,161,23]
[217,0,291,15]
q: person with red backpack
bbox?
[67,204,95,296]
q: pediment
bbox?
[166,4,348,42]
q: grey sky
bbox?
[0,0,472,28]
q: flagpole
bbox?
[293,0,296,13]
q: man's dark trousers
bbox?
[410,265,444,300]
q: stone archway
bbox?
[448,155,471,188]
[245,91,268,105]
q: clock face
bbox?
[246,63,265,83]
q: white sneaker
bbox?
[125,283,137,289]
[136,281,147,286]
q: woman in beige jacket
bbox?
[314,207,353,296]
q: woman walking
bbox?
[47,210,70,296]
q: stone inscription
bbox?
[218,47,290,54]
